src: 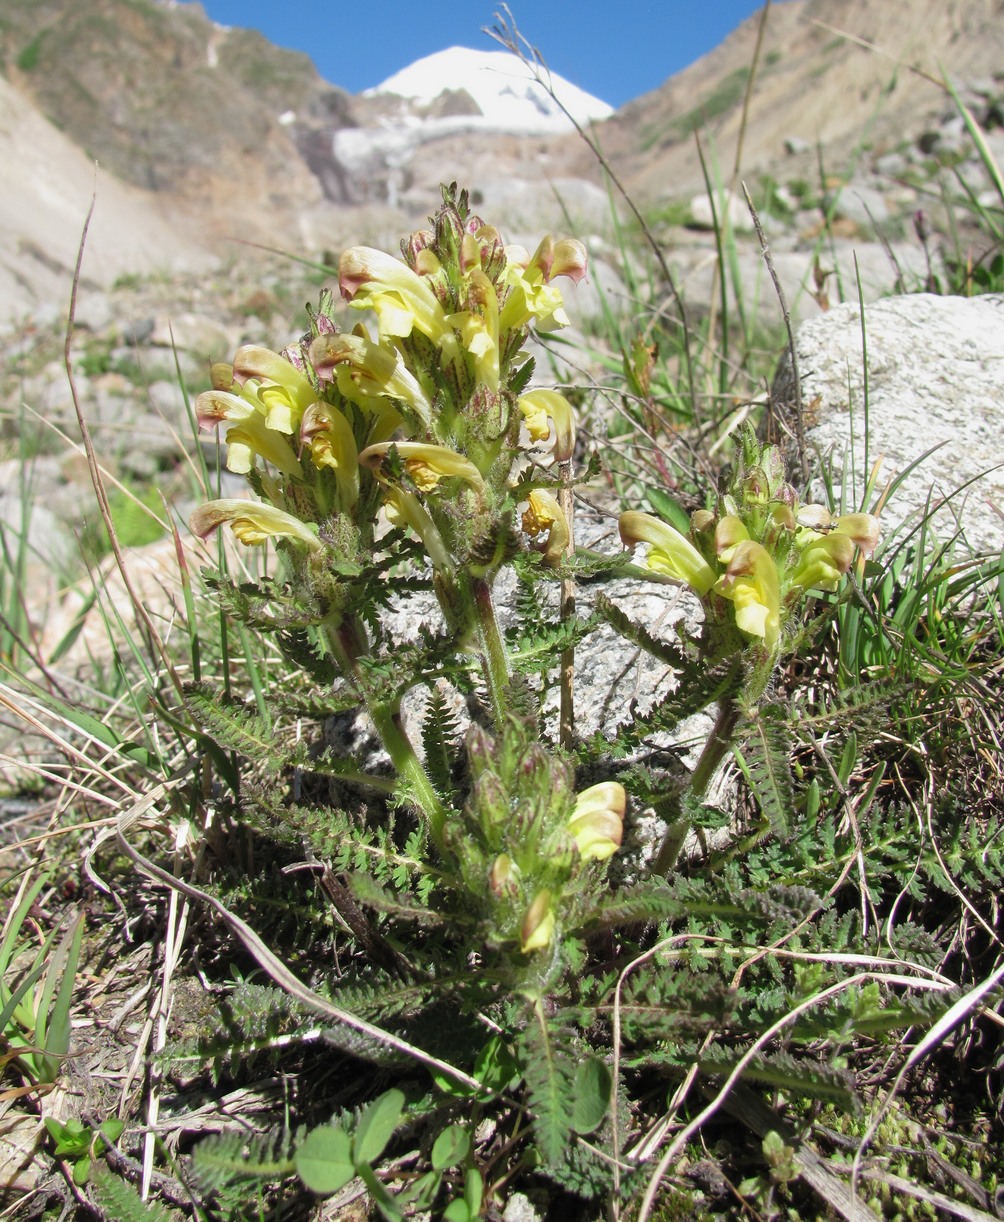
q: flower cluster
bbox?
[465,721,625,957]
[191,185,586,584]
[619,426,879,666]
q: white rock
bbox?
[774,293,1004,554]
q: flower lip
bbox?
[190,499,322,552]
[619,510,717,597]
[713,539,781,650]
[522,489,569,566]
[517,389,576,462]
[359,441,486,495]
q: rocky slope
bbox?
[589,0,1004,203]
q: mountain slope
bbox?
[583,0,1004,201]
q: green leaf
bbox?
[464,1167,484,1216]
[519,1013,577,1167]
[98,1118,125,1147]
[736,705,794,836]
[295,1125,355,1195]
[40,915,85,1082]
[353,1089,405,1165]
[646,487,692,535]
[431,1124,470,1172]
[442,1201,471,1222]
[572,1057,611,1135]
[90,1166,175,1221]
[474,1034,520,1094]
[44,1116,89,1157]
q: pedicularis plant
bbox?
[186,185,888,1207]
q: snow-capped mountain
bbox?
[333,47,613,212]
[366,47,613,134]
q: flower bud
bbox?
[402,228,435,267]
[489,854,520,898]
[210,361,234,391]
[568,781,626,862]
[520,891,555,954]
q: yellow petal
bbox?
[619,511,717,597]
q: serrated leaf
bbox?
[295,1126,354,1194]
[519,1015,577,1167]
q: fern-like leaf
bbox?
[190,1129,295,1193]
[90,1167,175,1221]
[518,1008,579,1167]
[185,682,291,770]
[594,591,694,673]
[698,1048,858,1110]
[736,703,795,836]
[421,683,461,800]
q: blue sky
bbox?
[198,1,770,109]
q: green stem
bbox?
[322,618,448,851]
[367,701,449,849]
[465,574,511,731]
[652,695,741,877]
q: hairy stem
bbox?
[466,574,512,731]
[652,696,741,876]
[323,617,448,850]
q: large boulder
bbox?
[773,293,1004,555]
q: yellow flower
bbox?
[714,514,750,562]
[308,330,430,433]
[195,390,301,476]
[521,489,569,566]
[339,246,453,350]
[382,487,453,572]
[360,441,486,495]
[791,511,880,593]
[300,402,359,507]
[190,499,322,552]
[446,267,501,392]
[231,345,316,435]
[568,781,626,862]
[714,540,781,649]
[517,390,576,461]
[499,236,587,333]
[619,511,717,597]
